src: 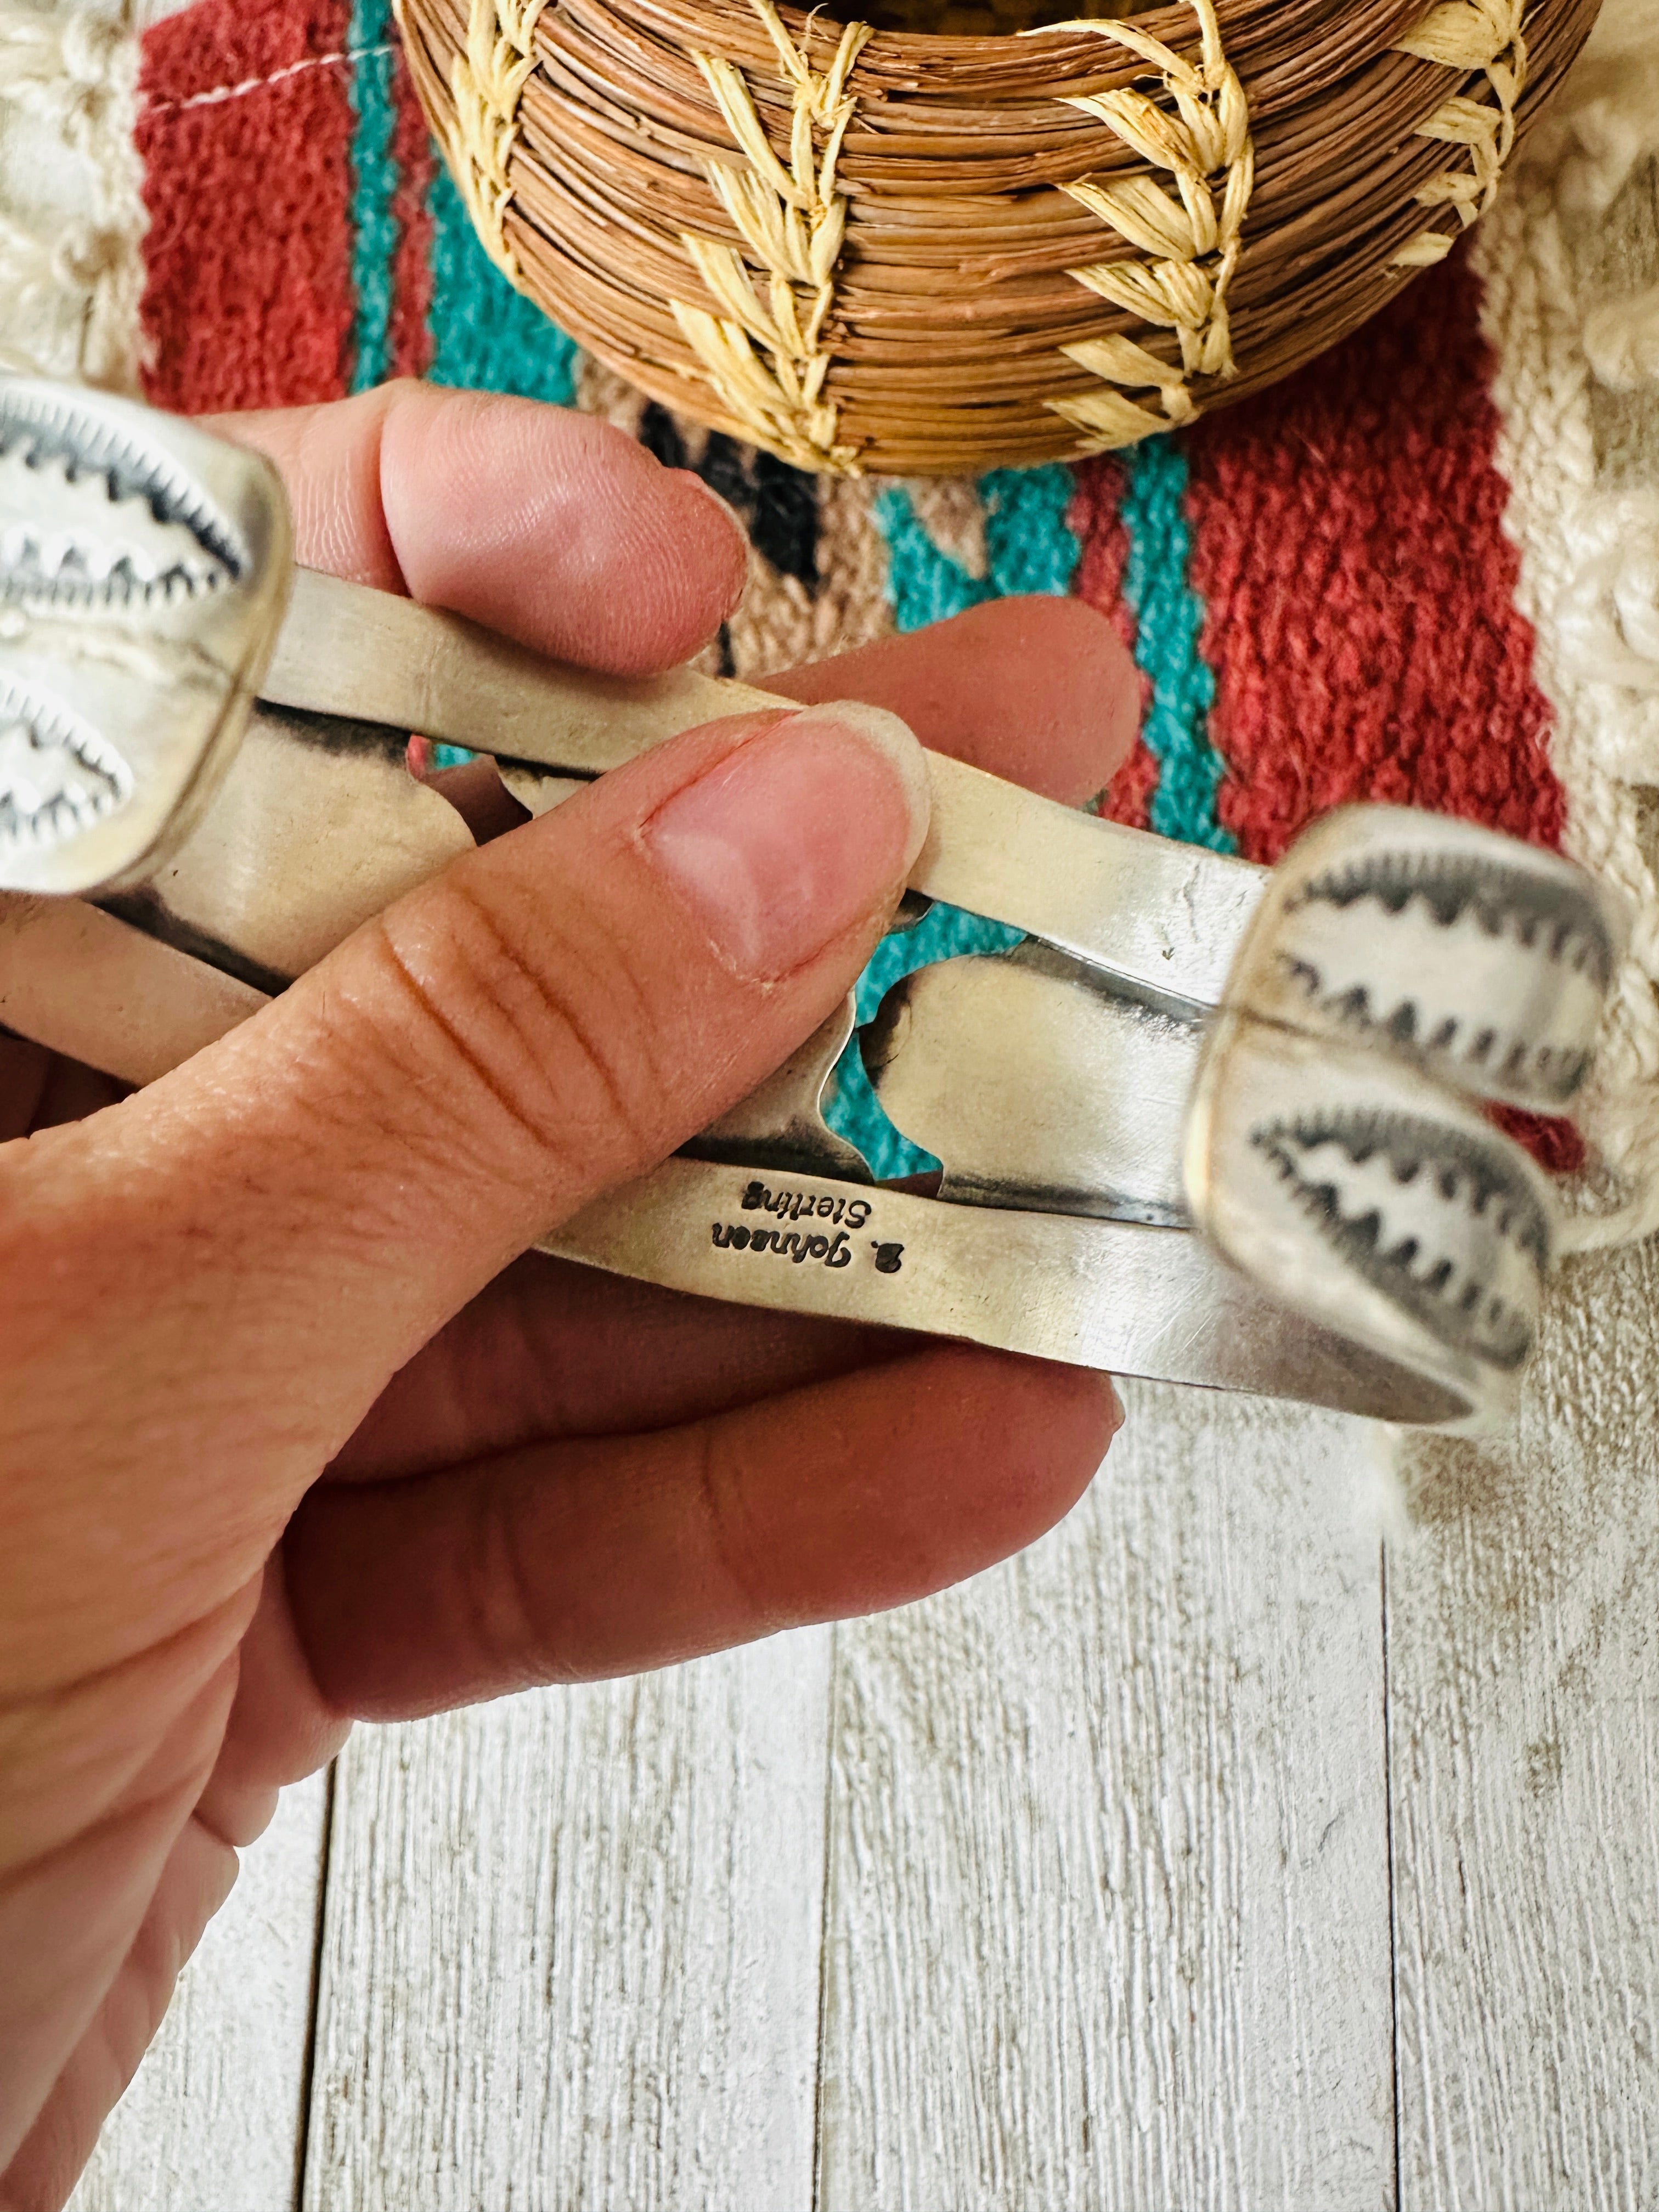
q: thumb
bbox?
[0,703,927,1660]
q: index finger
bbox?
[765,594,1139,806]
[206,382,751,677]
[213,387,1139,800]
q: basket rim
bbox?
[399,0,1588,474]
[553,0,1430,65]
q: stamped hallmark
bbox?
[711,1220,855,1266]
[708,1179,904,1273]
[740,1178,870,1228]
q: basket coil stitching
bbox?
[1389,0,1528,268]
[1031,0,1254,449]
[416,0,1541,466]
[672,0,871,472]
[410,0,548,285]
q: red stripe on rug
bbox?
[1489,1104,1585,1176]
[1186,257,1581,1172]
[138,0,357,413]
[388,42,436,381]
[1184,252,1564,867]
[1069,456,1158,830]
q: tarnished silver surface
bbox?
[264,566,1269,1008]
[690,996,874,1186]
[0,380,1629,1429]
[542,1158,1469,1427]
[0,376,290,894]
[865,941,1199,1224]
[101,706,585,989]
[266,563,775,776]
[0,889,264,1084]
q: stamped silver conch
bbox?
[0,374,1626,1431]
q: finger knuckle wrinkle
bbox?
[369,879,658,1177]
[464,1476,573,1692]
[690,1426,777,1627]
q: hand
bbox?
[0,382,1136,2210]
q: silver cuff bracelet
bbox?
[0,376,1626,1431]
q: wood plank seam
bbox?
[811,1622,841,2212]
[293,1758,339,2212]
[1383,1539,1406,2212]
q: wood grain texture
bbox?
[302,1633,833,2212]
[1389,1238,1659,2210]
[67,1768,330,2212]
[814,1381,1396,2212]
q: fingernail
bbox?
[679,471,750,614]
[644,702,932,982]
[681,468,746,541]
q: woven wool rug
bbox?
[2,0,1658,1214]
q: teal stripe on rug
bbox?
[427,165,580,404]
[876,464,1081,627]
[347,8,580,406]
[1118,435,1235,854]
[346,0,398,395]
[827,466,1082,1178]
[420,149,583,764]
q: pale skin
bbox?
[0,383,1139,2210]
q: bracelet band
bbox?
[0,374,1627,1430]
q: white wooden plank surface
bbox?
[814,1381,1396,2212]
[67,1767,330,2212]
[1389,1237,1659,2211]
[302,1632,832,2212]
[35,15,1659,2205]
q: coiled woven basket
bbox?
[396,0,1596,475]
